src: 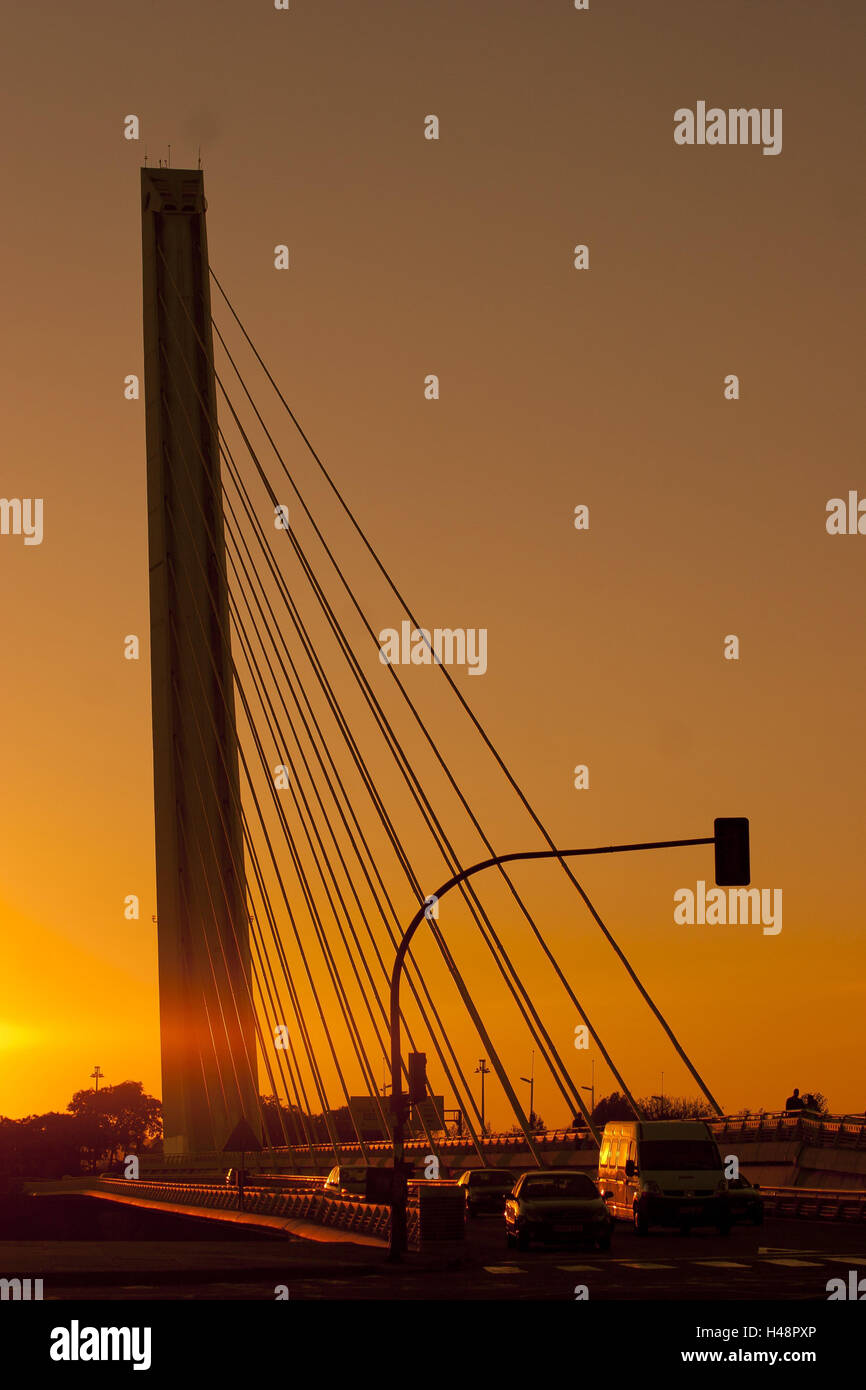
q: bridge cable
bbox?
[162,517,297,1161]
[223,505,459,1154]
[155,340,320,1156]
[208,266,723,1117]
[152,258,494,1150]
[155,333,364,1162]
[155,318,430,1162]
[217,398,607,1139]
[155,330,360,1160]
[159,248,652,1133]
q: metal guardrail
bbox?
[761,1187,866,1222]
[708,1114,866,1149]
[96,1176,420,1246]
[226,1173,327,1191]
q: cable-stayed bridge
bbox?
[139,165,725,1179]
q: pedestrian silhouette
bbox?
[784,1087,804,1112]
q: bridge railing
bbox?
[707,1113,866,1148]
[139,1113,866,1177]
[761,1187,866,1222]
[95,1176,421,1247]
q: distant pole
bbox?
[475,1059,490,1132]
[91,1066,104,1095]
[580,1058,595,1121]
[520,1050,535,1127]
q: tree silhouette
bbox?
[67,1081,162,1167]
[639,1095,712,1121]
[589,1092,633,1126]
[0,1112,84,1180]
[588,1092,713,1126]
[1,1082,162,1178]
[799,1090,830,1115]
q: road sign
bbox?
[407,1096,446,1135]
[222,1116,263,1152]
[349,1097,390,1140]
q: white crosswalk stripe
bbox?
[761,1258,823,1267]
[481,1251,852,1278]
[692,1260,749,1268]
[759,1247,832,1257]
[615,1261,675,1269]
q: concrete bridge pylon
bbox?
[141,167,258,1154]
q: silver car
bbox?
[505,1169,613,1251]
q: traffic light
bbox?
[714,817,750,886]
[408,1052,427,1103]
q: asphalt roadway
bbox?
[3,1214,865,1300]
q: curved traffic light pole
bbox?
[387,823,749,1260]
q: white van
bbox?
[597,1120,729,1235]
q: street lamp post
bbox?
[520,1050,535,1128]
[387,821,749,1260]
[475,1059,490,1132]
[580,1058,595,1123]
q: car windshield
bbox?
[521,1174,598,1199]
[638,1141,721,1171]
[472,1171,514,1186]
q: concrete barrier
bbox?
[95,1177,421,1248]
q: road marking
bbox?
[761,1258,823,1267]
[824,1256,866,1265]
[557,1264,600,1272]
[692,1261,749,1269]
[759,1247,825,1257]
[615,1261,675,1270]
[483,1265,526,1274]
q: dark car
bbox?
[726,1174,764,1225]
[457,1168,517,1217]
[505,1169,613,1251]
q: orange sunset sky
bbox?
[1,0,864,1131]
